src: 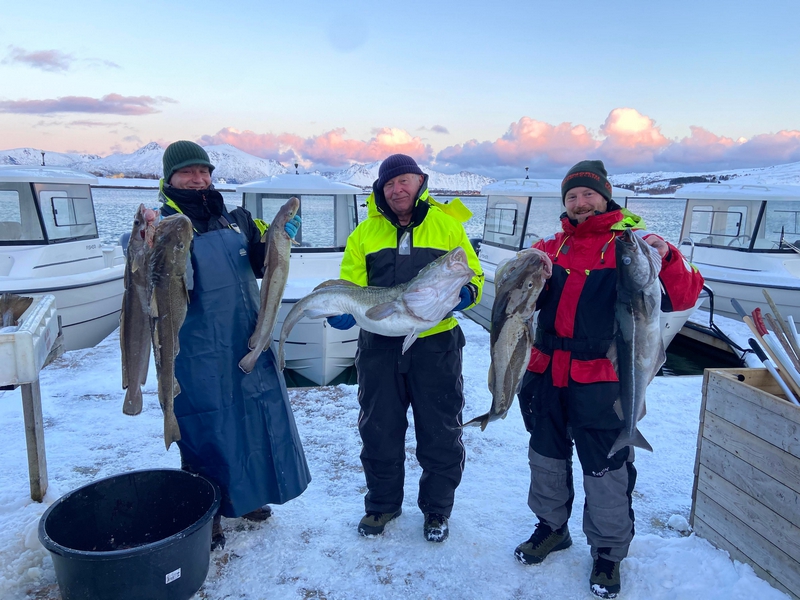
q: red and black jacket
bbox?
[527,206,705,388]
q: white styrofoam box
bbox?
[0,294,58,386]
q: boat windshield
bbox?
[34,183,98,243]
[483,194,563,250]
[681,198,800,252]
[0,183,45,244]
[242,192,358,251]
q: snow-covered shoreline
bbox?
[0,317,790,599]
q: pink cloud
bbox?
[596,108,670,166]
[4,46,72,72]
[199,126,432,167]
[0,94,176,115]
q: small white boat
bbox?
[465,178,701,349]
[237,174,362,386]
[0,166,125,351]
[677,182,800,323]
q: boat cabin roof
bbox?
[0,166,98,186]
[481,177,629,199]
[678,182,800,202]
[236,174,360,195]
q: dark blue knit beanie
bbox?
[376,154,424,191]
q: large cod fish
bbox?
[120,204,159,416]
[239,196,299,373]
[148,214,193,450]
[607,228,665,458]
[464,248,552,430]
[278,247,475,370]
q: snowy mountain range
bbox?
[609,161,800,193]
[4,142,800,193]
[0,143,494,192]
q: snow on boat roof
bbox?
[0,166,98,185]
[481,177,629,199]
[679,182,800,201]
[236,174,360,195]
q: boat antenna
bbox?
[525,166,529,180]
[294,162,299,175]
[41,151,46,166]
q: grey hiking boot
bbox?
[514,521,572,565]
[423,513,449,543]
[590,556,621,598]
[357,509,402,536]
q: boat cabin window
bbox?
[0,183,45,244]
[36,187,98,242]
[683,202,752,248]
[483,195,527,250]
[758,201,800,251]
[242,192,358,251]
[523,197,565,247]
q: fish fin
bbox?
[173,378,181,397]
[462,413,490,430]
[149,290,159,318]
[304,308,337,319]
[607,428,653,459]
[313,279,358,291]
[164,412,182,450]
[487,361,494,393]
[239,351,257,374]
[612,399,624,421]
[401,332,419,354]
[402,288,440,321]
[122,387,143,416]
[365,301,399,321]
[641,290,659,316]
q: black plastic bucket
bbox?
[38,469,220,600]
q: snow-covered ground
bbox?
[0,317,790,600]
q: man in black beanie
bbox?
[155,140,309,551]
[327,153,484,543]
[513,159,705,598]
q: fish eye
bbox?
[622,256,632,265]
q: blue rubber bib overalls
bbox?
[173,224,310,517]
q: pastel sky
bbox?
[2,0,799,178]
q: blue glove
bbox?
[284,215,301,240]
[453,285,473,311]
[327,314,356,330]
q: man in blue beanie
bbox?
[156,140,309,551]
[327,153,484,543]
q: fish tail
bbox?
[239,350,258,374]
[122,387,143,416]
[164,412,181,450]
[461,412,491,430]
[607,428,653,459]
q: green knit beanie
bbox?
[162,141,215,184]
[561,159,612,204]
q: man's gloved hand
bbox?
[285,215,302,240]
[453,285,473,311]
[327,314,356,330]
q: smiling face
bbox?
[564,186,608,223]
[383,172,424,225]
[169,164,212,190]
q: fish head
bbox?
[407,246,476,310]
[151,214,193,275]
[615,228,661,289]
[494,248,551,318]
[272,196,301,232]
[130,204,160,251]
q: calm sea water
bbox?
[91,189,686,247]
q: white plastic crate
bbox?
[0,294,59,386]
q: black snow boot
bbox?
[590,556,621,598]
[514,521,572,565]
[211,514,225,551]
[423,513,449,543]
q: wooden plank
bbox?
[692,371,712,528]
[693,516,797,600]
[699,438,800,529]
[697,464,800,562]
[20,379,47,502]
[694,491,800,598]
[705,384,800,460]
[708,369,800,426]
[702,412,800,496]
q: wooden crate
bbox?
[691,368,800,600]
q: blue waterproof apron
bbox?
[173,224,311,517]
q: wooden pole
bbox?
[20,377,48,502]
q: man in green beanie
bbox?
[157,140,309,551]
[513,159,705,598]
